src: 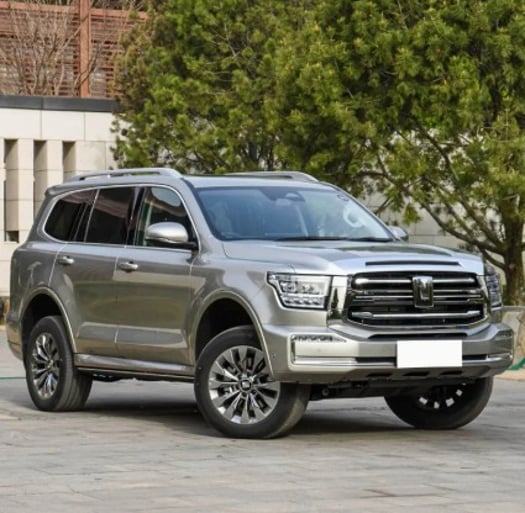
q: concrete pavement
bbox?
[0,330,23,379]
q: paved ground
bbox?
[1,330,525,513]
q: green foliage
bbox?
[113,0,311,173]
[114,0,525,302]
[274,0,525,302]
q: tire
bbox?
[194,326,310,439]
[384,378,494,430]
[24,315,92,412]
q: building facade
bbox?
[0,95,116,297]
[0,1,141,301]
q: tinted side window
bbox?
[86,187,136,245]
[45,190,95,241]
[134,187,194,246]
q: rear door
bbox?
[50,186,138,356]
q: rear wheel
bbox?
[24,316,92,411]
[385,378,493,429]
[194,326,310,438]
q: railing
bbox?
[0,1,145,98]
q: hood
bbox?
[222,240,484,275]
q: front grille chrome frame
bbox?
[346,271,487,329]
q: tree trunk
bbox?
[503,223,525,305]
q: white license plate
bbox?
[397,340,462,369]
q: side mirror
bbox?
[389,226,409,242]
[145,222,197,249]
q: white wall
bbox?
[0,105,116,296]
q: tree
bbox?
[112,0,312,173]
[113,0,525,302]
[273,0,525,303]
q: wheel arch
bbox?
[20,290,75,358]
[193,294,269,364]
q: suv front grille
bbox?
[347,272,486,327]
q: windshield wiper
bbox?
[345,237,393,242]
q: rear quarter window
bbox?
[45,190,95,241]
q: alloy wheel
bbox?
[30,332,61,400]
[208,345,281,424]
[415,384,467,411]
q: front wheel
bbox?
[194,326,310,438]
[385,378,494,430]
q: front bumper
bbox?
[262,321,514,384]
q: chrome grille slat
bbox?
[354,291,483,299]
[352,310,481,320]
[353,295,413,301]
[353,297,483,304]
[354,277,477,286]
[348,271,486,328]
[354,278,411,285]
[433,300,484,306]
[433,278,477,284]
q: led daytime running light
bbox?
[268,273,331,310]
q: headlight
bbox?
[484,265,502,308]
[267,273,332,309]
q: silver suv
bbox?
[6,168,513,438]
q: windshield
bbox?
[194,185,392,242]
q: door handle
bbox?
[118,261,139,272]
[57,255,75,266]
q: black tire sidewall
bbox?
[24,316,77,411]
[385,378,494,430]
[194,326,307,438]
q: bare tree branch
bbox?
[0,0,143,96]
[375,151,502,255]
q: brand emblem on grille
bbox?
[413,276,434,309]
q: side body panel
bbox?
[6,241,59,356]
[49,243,122,356]
[113,247,195,364]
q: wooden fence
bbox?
[0,1,145,98]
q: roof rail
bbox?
[225,171,318,183]
[68,167,182,182]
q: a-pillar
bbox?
[5,139,34,243]
[34,141,64,214]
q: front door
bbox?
[114,186,197,366]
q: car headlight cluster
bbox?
[267,273,332,309]
[484,265,502,309]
